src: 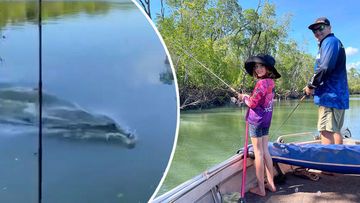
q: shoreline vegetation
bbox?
[145,0,360,111]
[179,86,306,110]
[179,86,360,110]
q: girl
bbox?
[238,54,281,196]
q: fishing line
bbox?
[38,0,43,202]
[274,95,306,134]
[169,40,239,94]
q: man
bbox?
[304,17,349,145]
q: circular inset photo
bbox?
[0,0,178,202]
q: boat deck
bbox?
[246,171,360,203]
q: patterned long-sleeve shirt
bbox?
[242,79,275,127]
[308,33,349,109]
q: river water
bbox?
[0,1,177,202]
[158,96,360,195]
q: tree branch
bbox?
[138,0,151,18]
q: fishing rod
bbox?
[170,41,240,94]
[275,95,306,133]
[38,0,43,202]
[239,122,249,203]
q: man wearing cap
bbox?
[304,17,349,145]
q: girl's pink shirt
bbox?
[242,79,275,127]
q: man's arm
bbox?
[307,37,340,89]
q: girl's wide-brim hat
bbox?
[244,54,281,79]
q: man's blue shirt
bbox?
[310,34,349,109]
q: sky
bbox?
[137,0,360,71]
[258,0,360,70]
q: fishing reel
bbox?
[342,128,352,138]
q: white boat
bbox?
[152,130,360,203]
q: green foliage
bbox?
[348,67,360,94]
[158,0,317,107]
[275,41,314,96]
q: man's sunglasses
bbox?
[312,24,326,34]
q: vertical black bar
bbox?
[38,0,43,202]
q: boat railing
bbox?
[276,131,320,144]
[276,128,352,144]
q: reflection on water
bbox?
[0,1,177,203]
[0,1,134,28]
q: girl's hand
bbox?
[237,93,243,100]
[238,93,249,101]
[237,93,242,100]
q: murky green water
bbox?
[158,96,360,195]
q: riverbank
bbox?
[179,87,305,110]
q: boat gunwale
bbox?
[152,153,247,202]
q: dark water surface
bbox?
[0,1,177,202]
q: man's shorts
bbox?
[318,106,345,133]
[249,124,269,138]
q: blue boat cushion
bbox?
[268,142,360,174]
